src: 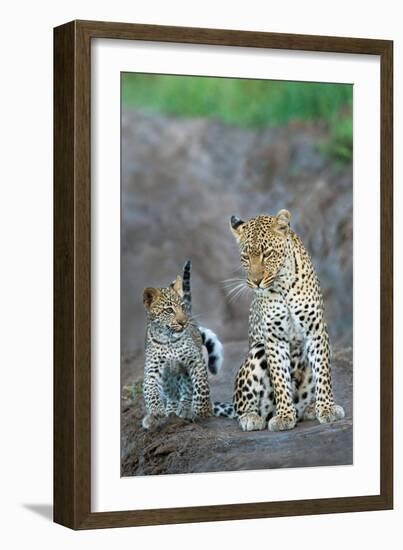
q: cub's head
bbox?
[143,275,188,332]
[230,210,291,290]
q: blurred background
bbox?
[121,74,353,360]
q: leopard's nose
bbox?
[251,276,263,287]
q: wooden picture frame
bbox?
[54,19,393,529]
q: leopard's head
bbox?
[230,210,291,290]
[143,275,188,332]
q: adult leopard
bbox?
[214,210,345,432]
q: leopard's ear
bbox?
[171,275,183,297]
[230,215,245,241]
[143,287,160,309]
[275,209,291,234]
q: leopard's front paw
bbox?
[238,412,266,432]
[316,404,345,424]
[268,413,297,432]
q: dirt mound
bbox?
[121,343,352,476]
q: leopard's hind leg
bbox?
[291,356,315,421]
[234,343,275,431]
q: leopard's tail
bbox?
[213,401,236,418]
[182,260,192,314]
[182,260,224,375]
[199,326,224,375]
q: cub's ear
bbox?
[171,275,184,297]
[230,215,245,241]
[143,287,160,309]
[276,209,291,233]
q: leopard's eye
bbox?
[165,307,175,314]
[263,250,275,260]
[240,253,249,263]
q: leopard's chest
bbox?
[146,331,198,364]
[249,289,306,347]
[164,342,192,359]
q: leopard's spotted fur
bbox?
[142,261,223,429]
[215,210,345,431]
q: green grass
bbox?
[122,73,353,163]
[132,381,143,401]
[319,116,353,164]
[122,73,352,128]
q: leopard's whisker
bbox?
[225,282,248,301]
[221,278,246,288]
[228,286,246,304]
[227,282,251,304]
[221,282,245,290]
[225,282,245,298]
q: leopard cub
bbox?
[142,261,223,429]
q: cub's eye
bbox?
[240,253,249,263]
[165,307,175,314]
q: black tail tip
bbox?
[208,354,219,374]
[208,362,217,375]
[183,260,191,270]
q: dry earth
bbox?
[121,343,352,476]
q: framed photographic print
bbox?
[54,20,393,529]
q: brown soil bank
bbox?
[121,343,352,476]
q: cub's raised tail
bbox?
[182,260,224,375]
[182,260,192,314]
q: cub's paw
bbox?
[316,404,345,424]
[303,401,317,421]
[177,407,194,420]
[142,413,164,430]
[268,413,297,432]
[239,412,266,432]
